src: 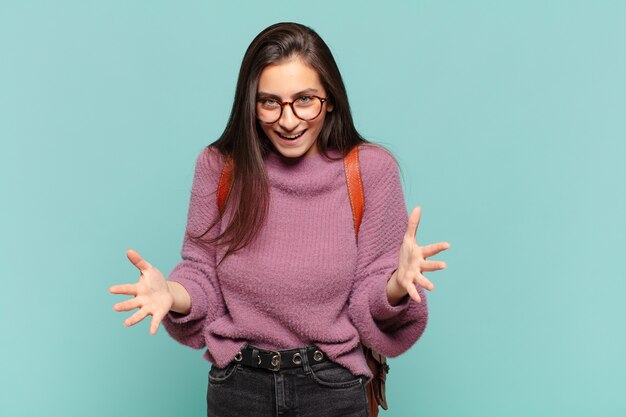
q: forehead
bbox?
[257,58,324,98]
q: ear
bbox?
[326,101,334,112]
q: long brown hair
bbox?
[195,22,368,260]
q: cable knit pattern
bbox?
[161,144,428,378]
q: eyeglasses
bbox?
[256,95,328,124]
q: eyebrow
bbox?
[257,88,319,100]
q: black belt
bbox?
[234,345,329,371]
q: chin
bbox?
[268,137,318,158]
[273,146,311,158]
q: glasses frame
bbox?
[256,95,328,124]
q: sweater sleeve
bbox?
[161,147,227,349]
[348,146,428,358]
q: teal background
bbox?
[1,1,625,416]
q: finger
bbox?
[109,284,138,296]
[405,206,422,241]
[113,298,142,312]
[126,248,152,272]
[419,260,447,272]
[124,307,150,327]
[406,283,422,303]
[150,310,167,335]
[421,242,451,259]
[415,273,435,291]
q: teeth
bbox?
[278,130,305,140]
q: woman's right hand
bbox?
[109,249,174,335]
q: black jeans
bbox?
[207,347,369,417]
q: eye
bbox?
[295,96,314,106]
[259,98,280,108]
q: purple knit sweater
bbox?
[162,144,428,377]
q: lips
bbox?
[276,129,307,141]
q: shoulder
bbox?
[186,146,226,232]
[356,143,400,187]
[192,146,228,182]
[196,145,228,170]
[184,146,230,204]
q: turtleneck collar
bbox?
[264,148,345,195]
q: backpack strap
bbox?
[216,147,364,241]
[217,155,234,216]
[344,146,364,241]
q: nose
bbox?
[277,103,300,131]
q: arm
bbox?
[168,281,191,314]
[347,147,429,357]
[160,147,227,349]
[110,148,228,344]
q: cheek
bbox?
[308,113,326,130]
[259,124,273,138]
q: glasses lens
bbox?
[257,99,281,124]
[292,96,322,121]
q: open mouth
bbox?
[276,130,306,141]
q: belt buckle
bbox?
[269,351,281,371]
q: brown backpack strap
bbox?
[217,156,234,216]
[345,147,390,416]
[344,146,364,240]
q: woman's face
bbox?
[256,58,333,158]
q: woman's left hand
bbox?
[387,206,450,304]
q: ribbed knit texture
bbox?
[161,144,428,378]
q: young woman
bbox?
[110,22,449,417]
